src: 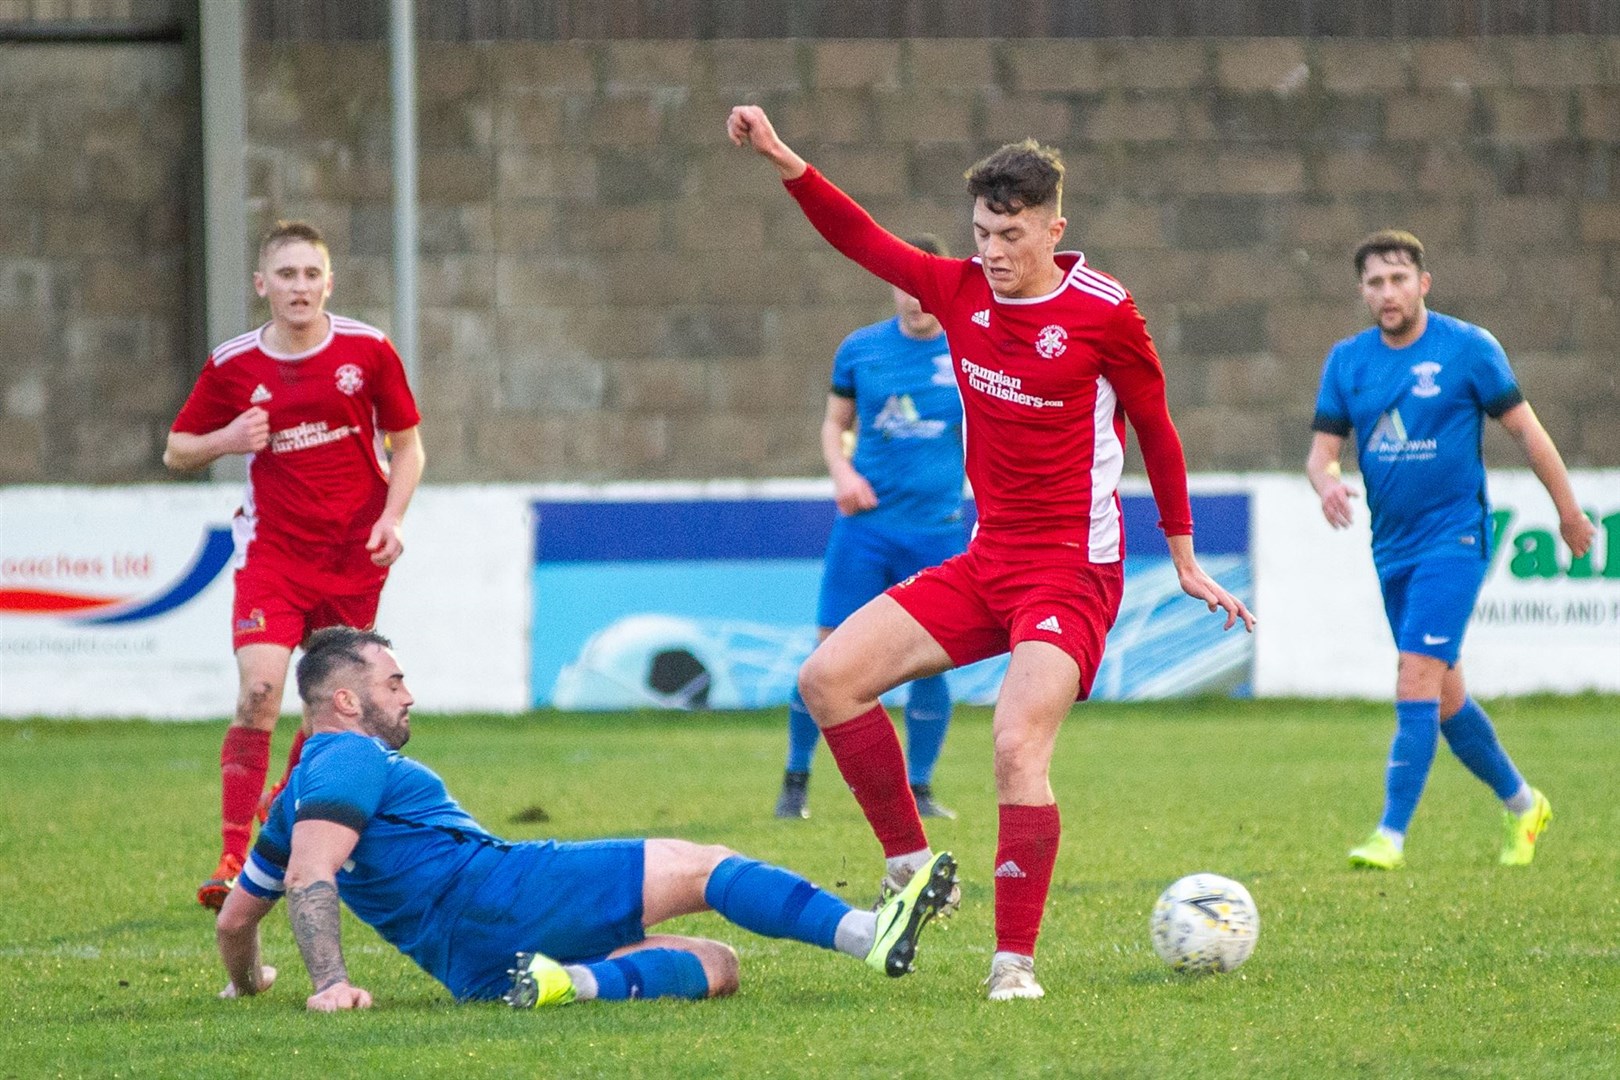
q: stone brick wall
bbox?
[0,38,193,483]
[4,35,1617,483]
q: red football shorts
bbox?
[231,531,389,651]
[886,544,1125,701]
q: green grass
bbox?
[4,696,1618,1078]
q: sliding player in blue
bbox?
[1306,229,1595,870]
[778,236,968,822]
[214,626,957,1009]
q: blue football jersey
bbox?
[832,316,965,530]
[242,732,550,1001]
[1312,311,1523,568]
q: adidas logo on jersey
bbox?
[249,384,273,404]
[972,309,990,327]
[1036,615,1062,634]
[994,860,1027,878]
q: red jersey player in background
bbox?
[729,105,1254,1000]
[165,221,425,911]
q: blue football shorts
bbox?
[1377,554,1489,666]
[817,514,967,629]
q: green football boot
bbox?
[503,952,578,1008]
[1499,789,1552,866]
[1348,831,1405,870]
[866,850,957,977]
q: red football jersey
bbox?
[172,315,422,546]
[787,166,1193,562]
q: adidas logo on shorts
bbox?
[1036,615,1062,634]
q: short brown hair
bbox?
[296,626,392,705]
[906,233,949,258]
[1353,229,1424,277]
[964,140,1064,216]
[259,219,329,265]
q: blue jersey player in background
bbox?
[777,235,969,822]
[215,627,956,1010]
[1306,229,1595,871]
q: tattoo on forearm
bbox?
[287,880,348,992]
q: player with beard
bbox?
[1308,229,1594,871]
[728,104,1253,1000]
[213,627,957,1010]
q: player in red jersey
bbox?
[165,221,425,912]
[729,105,1254,1000]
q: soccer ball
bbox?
[1149,873,1259,974]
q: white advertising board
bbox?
[0,485,537,718]
[1252,470,1620,697]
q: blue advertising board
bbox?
[531,494,1252,709]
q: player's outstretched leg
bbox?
[865,850,958,977]
[1350,698,1438,870]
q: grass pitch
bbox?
[4,696,1617,1078]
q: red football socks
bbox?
[820,704,929,858]
[994,802,1061,956]
[220,726,271,862]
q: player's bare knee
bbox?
[234,679,282,728]
[696,941,740,997]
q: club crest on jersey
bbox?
[335,363,364,396]
[1035,324,1068,359]
[1410,361,1441,398]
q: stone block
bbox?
[556,202,667,254]
[676,201,764,253]
[0,418,44,481]
[1478,197,1572,251]
[1317,148,1413,194]
[491,43,597,96]
[1266,300,1362,362]
[806,146,907,199]
[496,94,567,147]
[418,204,494,257]
[659,307,764,359]
[1084,96,1183,143]
[2,362,48,418]
[1071,199,1164,250]
[1114,40,1210,92]
[1004,40,1109,94]
[1177,302,1268,355]
[595,147,684,207]
[1580,202,1620,245]
[419,151,496,203]
[1315,40,1412,95]
[418,45,489,101]
[606,358,709,412]
[498,352,606,412]
[1215,38,1309,95]
[1578,88,1620,140]
[708,39,802,95]
[874,92,976,145]
[666,411,770,475]
[604,41,696,95]
[778,90,878,145]
[496,147,598,202]
[1506,38,1608,89]
[1170,404,1281,470]
[1386,91,1475,142]
[1412,143,1499,197]
[1483,90,1571,141]
[909,40,996,91]
[1203,353,1305,407]
[1169,196,1272,250]
[1415,40,1512,92]
[82,256,181,315]
[1094,249,1206,304]
[813,40,901,91]
[982,94,1075,144]
[417,256,495,309]
[1181,149,1307,196]
[419,99,495,152]
[574,96,668,148]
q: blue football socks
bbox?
[785,688,821,774]
[1441,696,1527,802]
[704,855,850,950]
[580,949,710,1001]
[1380,699,1440,835]
[903,675,951,786]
